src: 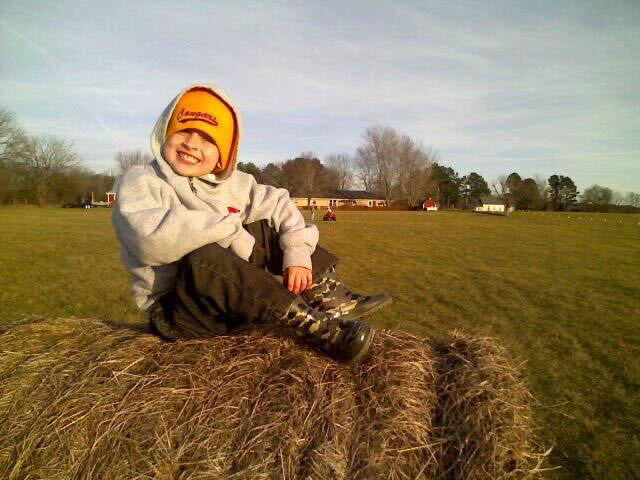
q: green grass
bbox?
[1,207,639,479]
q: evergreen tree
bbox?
[430,164,461,208]
[548,175,561,210]
[548,175,578,210]
[461,172,490,207]
[236,162,262,181]
[505,172,522,208]
[559,176,578,208]
[516,178,540,210]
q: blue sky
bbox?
[1,0,638,192]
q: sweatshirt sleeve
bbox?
[243,176,319,270]
[113,167,251,266]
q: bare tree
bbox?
[278,153,337,205]
[626,192,640,208]
[0,108,27,203]
[354,150,375,192]
[0,108,24,162]
[356,126,401,204]
[611,191,625,206]
[324,153,353,190]
[115,150,153,175]
[297,152,322,202]
[1,107,116,206]
[581,184,613,207]
[491,175,508,198]
[0,108,14,149]
[534,175,549,209]
[395,137,436,207]
[14,135,79,206]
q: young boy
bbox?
[113,84,391,362]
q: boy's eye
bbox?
[181,129,215,146]
[200,133,216,145]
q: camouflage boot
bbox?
[279,296,375,363]
[302,267,392,321]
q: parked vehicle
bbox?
[323,211,336,221]
[62,202,96,208]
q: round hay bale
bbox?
[0,318,549,479]
[431,333,550,479]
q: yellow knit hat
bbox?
[165,87,238,173]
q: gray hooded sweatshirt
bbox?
[112,84,318,311]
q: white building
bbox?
[474,197,506,213]
[475,204,505,213]
[292,190,387,209]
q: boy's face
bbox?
[162,129,221,177]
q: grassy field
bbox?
[1,207,638,479]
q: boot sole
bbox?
[341,296,393,322]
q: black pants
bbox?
[149,220,337,340]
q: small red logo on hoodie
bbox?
[228,206,239,213]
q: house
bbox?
[474,196,506,214]
[422,198,438,211]
[292,190,388,209]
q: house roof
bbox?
[331,190,383,200]
[293,191,386,201]
[480,196,506,205]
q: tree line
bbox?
[490,173,639,212]
[237,126,440,208]
[2,106,638,211]
[239,126,639,212]
[0,108,114,206]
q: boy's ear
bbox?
[212,158,225,173]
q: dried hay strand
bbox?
[0,317,549,479]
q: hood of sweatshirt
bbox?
[150,84,241,185]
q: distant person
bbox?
[112,85,391,362]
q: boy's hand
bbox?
[283,266,313,294]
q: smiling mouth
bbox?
[177,151,201,165]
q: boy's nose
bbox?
[182,131,200,149]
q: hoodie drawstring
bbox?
[188,177,197,195]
